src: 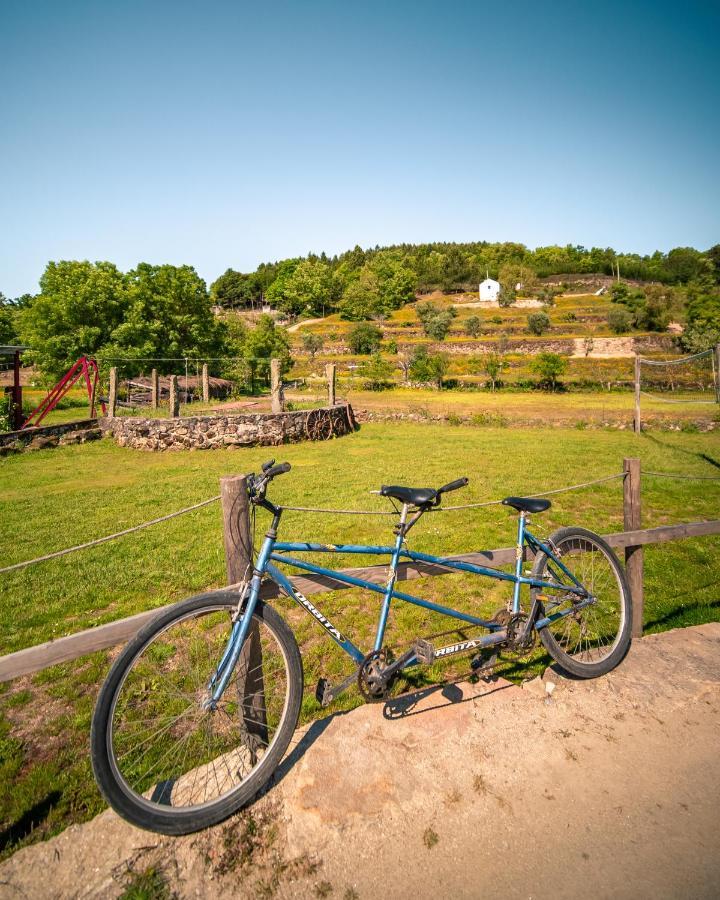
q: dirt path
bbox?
[287,318,326,333]
[1,624,719,899]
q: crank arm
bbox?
[316,669,359,708]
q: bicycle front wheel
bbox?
[91,592,303,835]
[531,527,632,678]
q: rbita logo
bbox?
[435,639,481,657]
[293,590,345,642]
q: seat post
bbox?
[511,511,526,614]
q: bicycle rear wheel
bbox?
[531,527,632,678]
[91,592,302,835]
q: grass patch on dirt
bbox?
[1,421,719,858]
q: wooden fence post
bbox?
[202,363,210,404]
[623,457,644,638]
[270,358,284,413]
[108,367,118,418]
[715,344,720,405]
[220,475,267,751]
[634,354,641,434]
[151,369,159,409]
[169,375,180,418]
[326,363,336,406]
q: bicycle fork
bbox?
[204,511,280,709]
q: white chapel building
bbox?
[479,276,500,301]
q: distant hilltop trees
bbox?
[211,241,720,316]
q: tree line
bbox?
[210,241,720,316]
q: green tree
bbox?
[408,345,448,388]
[465,315,481,337]
[527,311,551,335]
[18,260,130,380]
[681,289,720,352]
[0,293,20,344]
[240,314,292,391]
[531,352,568,390]
[301,331,324,359]
[277,259,336,317]
[107,263,221,373]
[484,352,505,391]
[416,300,456,340]
[359,352,394,390]
[211,269,263,309]
[339,269,380,320]
[607,306,634,334]
[347,322,382,354]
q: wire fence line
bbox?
[2,468,718,576]
[639,349,713,367]
[0,496,221,575]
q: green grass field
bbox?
[1,422,719,857]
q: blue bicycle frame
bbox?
[209,502,593,703]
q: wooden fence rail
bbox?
[1,458,718,683]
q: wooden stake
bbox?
[151,368,159,409]
[270,358,284,413]
[715,344,720,405]
[202,363,210,404]
[169,374,180,418]
[634,354,641,434]
[326,363,336,406]
[108,367,118,418]
[623,457,644,638]
[220,475,267,750]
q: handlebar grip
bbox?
[261,459,276,472]
[438,477,469,494]
[267,462,291,478]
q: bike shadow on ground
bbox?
[381,676,514,720]
[269,677,515,789]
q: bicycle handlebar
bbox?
[438,477,469,495]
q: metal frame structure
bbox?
[22,355,106,428]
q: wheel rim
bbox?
[107,605,292,813]
[540,536,626,666]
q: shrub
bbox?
[301,332,324,359]
[347,322,382,354]
[530,352,568,390]
[359,352,394,390]
[408,345,449,389]
[416,301,456,341]
[607,306,633,334]
[0,393,14,432]
[465,316,481,337]
[490,315,503,324]
[527,312,551,335]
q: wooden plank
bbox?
[1,521,718,682]
[605,519,720,549]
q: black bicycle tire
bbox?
[91,592,303,835]
[532,526,632,679]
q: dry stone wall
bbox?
[0,419,102,454]
[102,404,355,451]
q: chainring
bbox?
[358,649,393,702]
[504,613,537,657]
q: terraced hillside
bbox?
[285,291,683,389]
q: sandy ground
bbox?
[1,623,719,900]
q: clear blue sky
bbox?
[1,0,718,297]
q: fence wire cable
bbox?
[639,349,712,367]
[2,469,701,575]
[0,496,221,575]
[639,390,717,405]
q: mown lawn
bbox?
[1,421,719,857]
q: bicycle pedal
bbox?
[315,678,330,706]
[413,639,435,666]
[471,652,498,672]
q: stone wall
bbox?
[102,403,356,451]
[0,419,102,454]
